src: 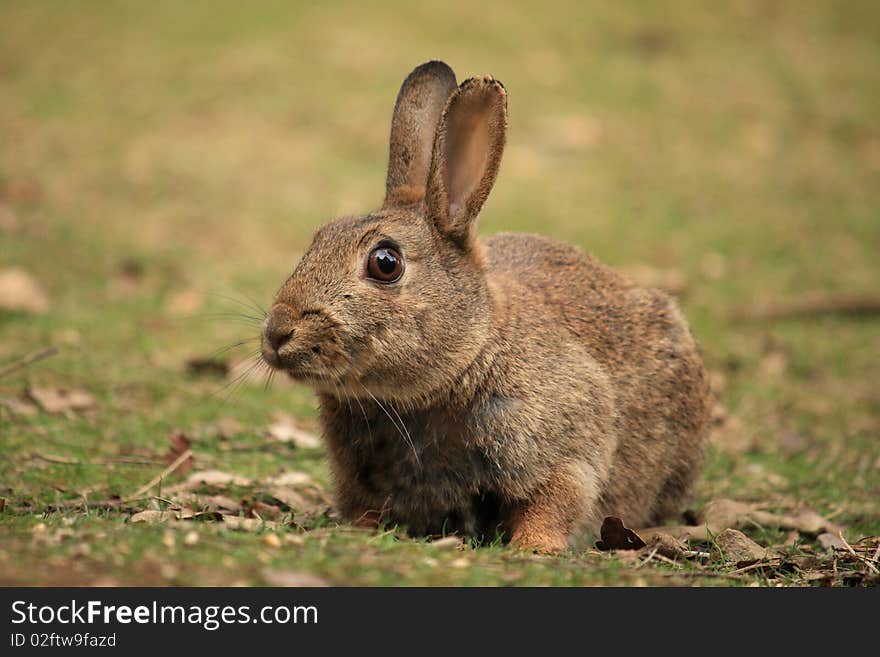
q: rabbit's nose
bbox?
[263,305,297,354]
[267,324,295,352]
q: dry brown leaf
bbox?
[265,471,314,488]
[262,569,330,587]
[638,531,691,560]
[0,268,49,314]
[267,414,321,449]
[181,470,253,489]
[714,528,774,565]
[130,510,170,524]
[169,493,239,512]
[245,499,282,520]
[0,396,39,417]
[28,387,96,414]
[165,430,194,477]
[636,498,843,543]
[0,498,5,513]
[267,487,310,512]
[595,517,647,551]
[221,515,278,531]
[817,532,847,550]
[428,536,464,550]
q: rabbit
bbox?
[260,60,712,552]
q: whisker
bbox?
[359,384,420,467]
[208,291,268,320]
[352,392,373,450]
[209,337,261,361]
[263,364,277,394]
[210,351,262,401]
[203,311,265,325]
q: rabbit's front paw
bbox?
[510,525,569,554]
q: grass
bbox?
[1,0,878,586]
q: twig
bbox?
[123,449,193,502]
[34,453,164,467]
[0,346,59,378]
[634,546,659,569]
[734,294,880,322]
[838,531,879,574]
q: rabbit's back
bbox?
[484,232,711,527]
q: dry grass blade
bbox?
[124,449,193,502]
[0,346,58,378]
[838,532,879,575]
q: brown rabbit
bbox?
[260,61,711,552]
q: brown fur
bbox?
[260,62,712,552]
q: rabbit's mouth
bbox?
[260,303,353,380]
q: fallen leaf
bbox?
[266,487,309,511]
[817,532,847,550]
[262,569,329,587]
[267,414,321,449]
[428,536,464,550]
[595,517,647,551]
[130,510,169,524]
[164,430,193,477]
[636,499,844,543]
[0,268,49,314]
[169,493,239,512]
[265,471,314,488]
[0,396,39,417]
[638,531,690,560]
[28,387,96,414]
[0,498,5,512]
[221,515,278,531]
[179,470,253,490]
[713,528,773,565]
[245,499,282,520]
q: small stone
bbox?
[183,531,199,547]
[263,533,282,548]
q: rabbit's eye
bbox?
[367,247,404,283]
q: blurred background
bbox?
[0,1,877,585]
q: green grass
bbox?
[1,0,878,586]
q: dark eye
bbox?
[366,246,404,283]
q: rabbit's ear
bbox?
[384,61,458,209]
[426,76,507,245]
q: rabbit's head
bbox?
[261,61,508,403]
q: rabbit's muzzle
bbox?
[261,303,346,379]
